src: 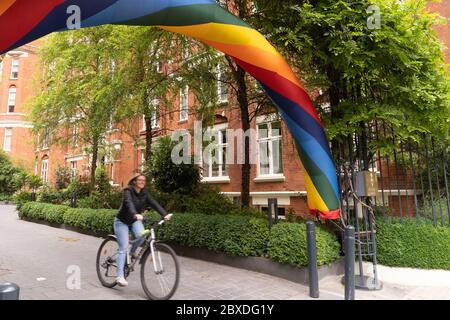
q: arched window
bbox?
[7,86,16,113]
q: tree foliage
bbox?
[253,0,449,143]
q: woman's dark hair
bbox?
[127,173,146,188]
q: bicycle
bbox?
[96,214,180,300]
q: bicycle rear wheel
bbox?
[96,237,120,288]
[140,243,180,300]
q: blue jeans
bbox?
[114,217,145,278]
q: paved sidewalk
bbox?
[0,205,449,300]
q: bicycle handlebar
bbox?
[143,213,173,226]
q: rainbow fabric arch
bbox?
[0,0,340,219]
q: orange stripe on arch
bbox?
[201,39,303,89]
[0,0,16,16]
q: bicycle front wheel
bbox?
[96,237,120,288]
[140,243,180,300]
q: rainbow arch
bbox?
[0,0,340,219]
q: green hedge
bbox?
[158,213,269,256]
[267,222,341,267]
[18,202,69,224]
[17,202,341,266]
[376,219,450,270]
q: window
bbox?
[3,128,12,151]
[72,126,78,147]
[179,86,189,121]
[7,86,16,113]
[143,99,160,130]
[217,66,229,104]
[70,161,77,180]
[42,128,51,149]
[150,99,160,129]
[10,57,19,79]
[257,119,283,176]
[41,159,49,183]
[203,126,228,179]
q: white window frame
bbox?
[256,114,284,178]
[10,57,19,79]
[202,123,230,182]
[3,127,12,151]
[179,86,189,122]
[217,65,228,104]
[72,126,79,147]
[70,161,77,180]
[41,159,49,183]
[7,86,16,113]
[42,129,51,150]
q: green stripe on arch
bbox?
[117,3,249,28]
[295,142,340,210]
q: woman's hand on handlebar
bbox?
[164,213,173,221]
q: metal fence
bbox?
[330,120,448,289]
[333,120,449,227]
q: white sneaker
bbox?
[116,277,128,287]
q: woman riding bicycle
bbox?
[114,173,171,287]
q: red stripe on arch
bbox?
[232,57,322,126]
[0,0,64,52]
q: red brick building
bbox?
[2,1,448,217]
[0,41,41,172]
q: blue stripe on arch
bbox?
[260,84,339,198]
[260,83,332,158]
[78,0,216,28]
[279,108,339,198]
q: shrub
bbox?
[37,185,67,204]
[12,191,33,205]
[0,151,26,195]
[55,165,72,190]
[267,221,341,267]
[376,219,450,270]
[149,184,264,218]
[157,213,270,256]
[66,177,91,198]
[18,202,68,224]
[0,194,12,202]
[148,136,200,195]
[62,208,116,233]
[77,190,122,209]
[16,203,341,266]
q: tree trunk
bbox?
[144,113,153,165]
[235,66,251,207]
[90,136,99,192]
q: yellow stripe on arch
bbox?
[304,171,330,213]
[162,23,278,56]
[160,23,303,87]
[0,0,16,16]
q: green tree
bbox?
[253,0,449,161]
[148,136,200,195]
[31,26,123,190]
[0,151,26,195]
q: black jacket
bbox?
[116,187,167,225]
